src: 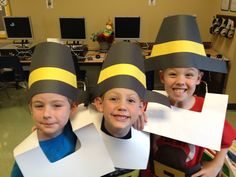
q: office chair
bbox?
[72,56,88,91]
[0,56,27,97]
[194,80,208,97]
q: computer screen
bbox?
[114,16,141,41]
[3,16,33,40]
[59,17,86,42]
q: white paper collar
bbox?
[72,105,150,169]
[14,113,115,177]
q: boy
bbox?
[143,15,236,177]
[11,42,114,177]
[74,41,170,177]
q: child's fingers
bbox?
[133,114,146,130]
[191,167,211,177]
[143,112,148,123]
[191,170,204,177]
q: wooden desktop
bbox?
[0,43,230,93]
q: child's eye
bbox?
[53,104,63,108]
[127,98,137,103]
[128,98,136,104]
[33,104,44,109]
[168,72,176,77]
[108,97,118,102]
[185,73,194,78]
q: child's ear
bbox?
[139,100,147,113]
[94,97,104,112]
[70,102,79,118]
[197,71,204,85]
[28,104,32,114]
[159,70,164,84]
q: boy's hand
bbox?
[191,148,228,177]
[132,112,147,131]
[191,161,220,177]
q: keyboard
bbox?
[71,45,83,50]
[73,54,86,62]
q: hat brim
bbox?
[90,75,171,108]
[145,52,228,73]
[27,80,88,103]
[91,75,146,100]
[146,90,170,107]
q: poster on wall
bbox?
[221,0,230,11]
[46,0,54,9]
[0,0,11,38]
[230,0,236,11]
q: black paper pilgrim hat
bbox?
[145,15,227,73]
[92,41,170,106]
[28,42,87,102]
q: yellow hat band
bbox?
[28,67,77,89]
[150,40,206,58]
[98,63,146,88]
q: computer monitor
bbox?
[114,16,141,41]
[59,17,86,45]
[3,16,33,46]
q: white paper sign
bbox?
[144,91,228,151]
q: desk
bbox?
[82,50,106,63]
[0,43,35,62]
[0,45,106,89]
[0,43,35,79]
[2,45,227,93]
[78,51,105,88]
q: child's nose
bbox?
[43,107,52,119]
[117,100,127,111]
[175,75,185,84]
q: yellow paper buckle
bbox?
[150,40,206,58]
[28,67,77,88]
[98,64,146,88]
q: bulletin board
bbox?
[0,1,11,38]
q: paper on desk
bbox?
[14,118,114,177]
[73,105,150,169]
[144,91,228,151]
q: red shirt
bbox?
[141,96,235,176]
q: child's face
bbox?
[160,67,203,106]
[30,93,74,140]
[94,88,145,137]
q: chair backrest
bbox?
[0,56,25,82]
[194,80,208,97]
[71,55,87,90]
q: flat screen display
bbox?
[114,16,141,40]
[3,16,33,39]
[59,17,86,40]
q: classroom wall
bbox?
[212,0,236,103]
[4,0,236,102]
[7,0,217,46]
